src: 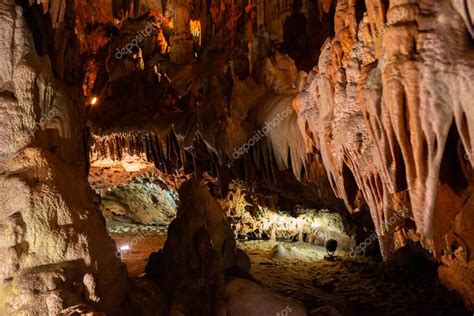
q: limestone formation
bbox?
[292,0,474,307]
[168,2,197,64]
[85,0,474,309]
[97,174,178,225]
[147,178,311,315]
[219,181,356,250]
[0,0,127,314]
[1,0,474,312]
[147,179,237,314]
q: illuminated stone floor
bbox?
[110,232,470,316]
[237,240,469,315]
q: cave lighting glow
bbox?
[190,19,201,46]
[255,206,337,239]
[120,244,131,251]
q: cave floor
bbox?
[110,232,470,316]
[111,231,167,276]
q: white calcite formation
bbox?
[2,0,474,312]
[89,1,474,308]
[291,0,474,308]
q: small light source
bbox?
[120,244,130,251]
[90,97,98,105]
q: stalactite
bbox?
[287,0,474,307]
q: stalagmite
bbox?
[1,0,474,313]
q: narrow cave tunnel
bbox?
[1,0,474,315]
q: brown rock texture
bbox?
[149,178,308,315]
[289,0,474,308]
[0,0,127,314]
[87,0,473,310]
[225,278,307,316]
[150,179,237,314]
[3,0,472,311]
[84,0,474,309]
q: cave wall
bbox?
[98,173,178,225]
[219,180,357,250]
[288,0,474,308]
[0,0,127,314]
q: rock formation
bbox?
[0,0,126,314]
[292,0,474,308]
[97,174,178,225]
[85,0,474,307]
[147,179,238,276]
[219,180,356,250]
[225,278,307,316]
[147,178,307,315]
[1,0,474,312]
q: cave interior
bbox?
[1,0,474,315]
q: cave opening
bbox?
[1,0,474,315]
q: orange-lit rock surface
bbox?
[292,0,474,308]
[85,1,474,308]
[1,0,474,312]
